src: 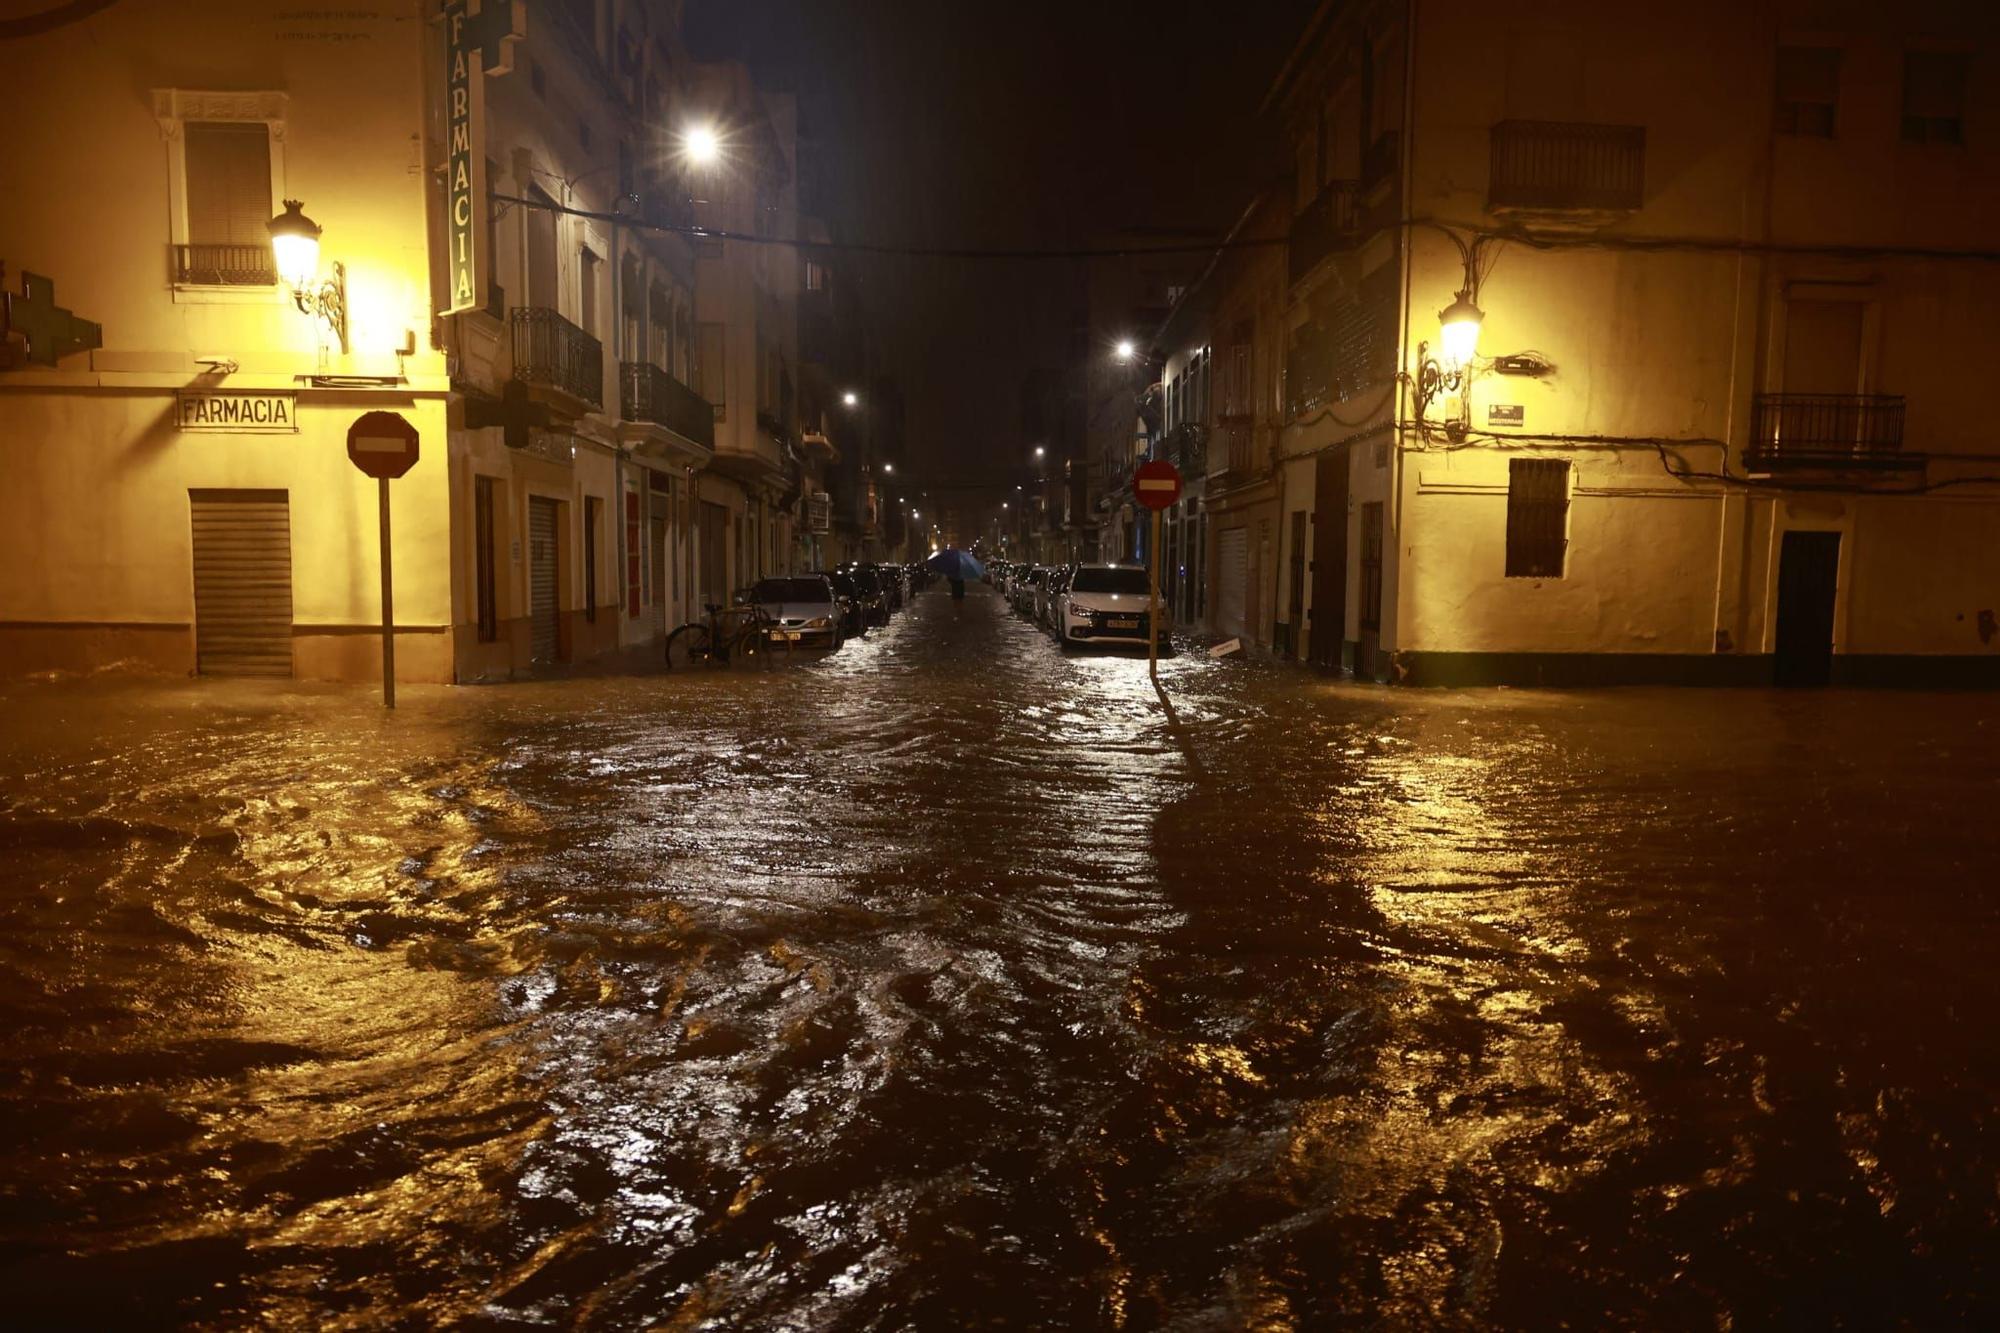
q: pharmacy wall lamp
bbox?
[267,200,348,354]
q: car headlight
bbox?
[806,616,831,628]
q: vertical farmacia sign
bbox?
[441,0,524,315]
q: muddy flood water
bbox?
[2,585,1996,1329]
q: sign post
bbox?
[1133,458,1183,686]
[346,411,422,707]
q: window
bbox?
[1775,47,1840,137]
[805,260,828,291]
[698,322,726,417]
[579,247,600,336]
[1360,502,1383,630]
[1902,51,1969,145]
[1505,459,1569,578]
[179,122,274,284]
[484,157,505,317]
[474,476,498,642]
[583,496,600,623]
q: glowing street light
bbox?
[682,124,721,166]
[842,390,859,407]
[1115,339,1136,361]
[1033,446,1045,459]
[882,462,894,474]
[1438,290,1484,367]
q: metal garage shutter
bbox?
[528,495,560,664]
[189,489,293,677]
[1216,526,1248,639]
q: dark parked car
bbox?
[812,570,869,638]
[839,563,890,626]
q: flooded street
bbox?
[2,584,1997,1329]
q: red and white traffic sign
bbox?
[346,410,421,480]
[1134,458,1182,511]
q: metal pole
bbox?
[1148,506,1162,686]
[379,476,396,708]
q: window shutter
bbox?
[185,122,271,245]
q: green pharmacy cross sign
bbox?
[1,266,102,368]
[442,0,524,315]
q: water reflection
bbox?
[1,595,1997,1327]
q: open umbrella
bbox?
[926,548,986,581]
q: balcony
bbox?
[511,307,602,410]
[171,243,274,287]
[620,361,713,450]
[1489,120,1645,214]
[1154,422,1207,479]
[1288,181,1360,287]
[1286,289,1390,420]
[1218,416,1256,478]
[1746,393,1916,471]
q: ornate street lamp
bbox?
[266,200,347,353]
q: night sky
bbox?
[686,0,1319,491]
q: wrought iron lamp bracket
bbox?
[291,260,348,355]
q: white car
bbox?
[749,575,844,649]
[1054,563,1168,651]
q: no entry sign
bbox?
[347,410,420,480]
[1134,458,1182,511]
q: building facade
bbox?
[1261,0,2000,684]
[0,0,873,685]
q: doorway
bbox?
[1774,530,1841,687]
[1309,448,1349,671]
[527,496,561,664]
[1284,510,1306,656]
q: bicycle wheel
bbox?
[664,623,714,670]
[728,622,766,666]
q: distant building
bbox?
[1262,0,2000,683]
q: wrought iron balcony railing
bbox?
[511,307,603,408]
[1288,180,1360,286]
[620,361,713,449]
[172,243,274,286]
[1747,393,1914,470]
[1489,120,1646,212]
[1153,422,1208,479]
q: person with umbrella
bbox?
[926,548,985,614]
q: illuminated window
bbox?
[1775,47,1840,137]
[1505,459,1569,578]
[1902,51,1968,145]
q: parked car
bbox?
[812,570,869,638]
[1038,565,1072,632]
[839,563,890,626]
[750,575,844,649]
[1012,565,1047,614]
[872,563,907,611]
[1054,563,1168,651]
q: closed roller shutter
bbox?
[1216,526,1247,639]
[528,495,560,663]
[189,489,293,677]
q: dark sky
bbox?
[687,0,1319,489]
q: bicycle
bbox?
[664,602,776,670]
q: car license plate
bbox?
[1109,618,1138,629]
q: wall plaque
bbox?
[177,390,298,433]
